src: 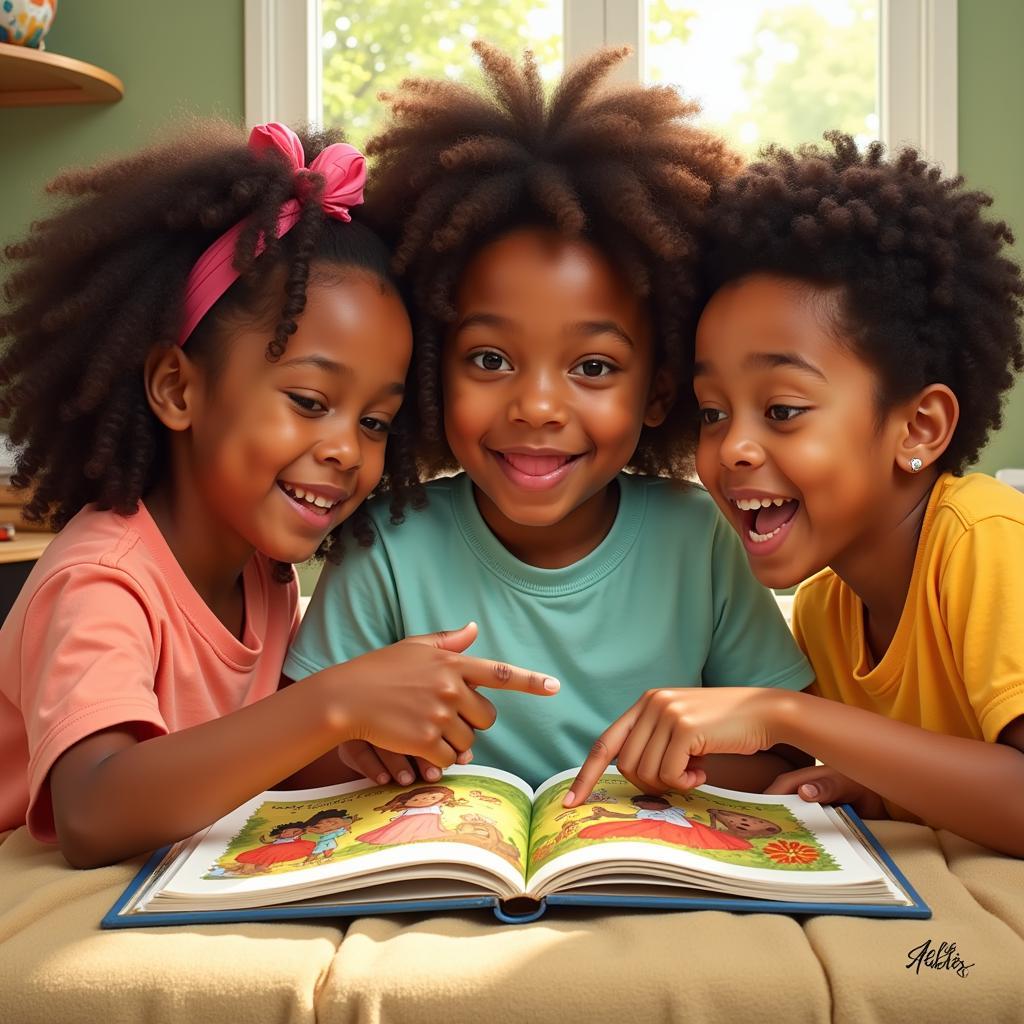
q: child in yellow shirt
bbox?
[566,133,1024,857]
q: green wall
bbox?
[2,0,1021,475]
[0,1,244,248]
[959,0,1024,475]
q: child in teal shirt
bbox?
[287,472,810,787]
[285,45,813,790]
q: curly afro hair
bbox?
[0,120,421,575]
[702,131,1024,474]
[362,42,741,480]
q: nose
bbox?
[313,419,363,472]
[508,370,569,429]
[718,417,765,470]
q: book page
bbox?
[148,766,534,907]
[525,768,894,901]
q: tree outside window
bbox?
[322,0,562,148]
[321,1,879,160]
[646,0,879,157]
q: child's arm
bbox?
[564,687,1024,856]
[772,697,1024,853]
[650,513,815,795]
[285,524,480,787]
[763,764,889,819]
[690,745,813,793]
[278,746,364,788]
[48,624,558,868]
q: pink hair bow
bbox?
[178,122,367,346]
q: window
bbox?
[246,0,956,170]
[321,0,564,148]
[646,0,879,158]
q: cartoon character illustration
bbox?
[532,818,583,864]
[454,813,521,865]
[302,809,358,865]
[233,821,316,874]
[553,788,614,822]
[356,786,458,846]
[707,808,783,839]
[468,789,502,805]
[575,795,754,851]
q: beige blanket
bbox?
[1,821,1021,1024]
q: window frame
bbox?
[244,0,957,172]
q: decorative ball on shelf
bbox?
[0,0,57,49]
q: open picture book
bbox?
[104,764,929,927]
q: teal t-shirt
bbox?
[285,473,813,788]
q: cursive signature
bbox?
[905,938,974,978]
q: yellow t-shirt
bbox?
[793,473,1024,818]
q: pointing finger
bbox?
[459,655,559,696]
[563,705,642,807]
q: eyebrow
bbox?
[278,354,404,395]
[694,351,827,382]
[572,320,635,349]
[454,313,635,348]
[452,313,512,336]
[279,354,344,373]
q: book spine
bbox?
[493,898,547,924]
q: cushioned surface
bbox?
[0,829,340,1024]
[1,822,1021,1024]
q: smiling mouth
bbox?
[732,496,800,543]
[496,451,583,476]
[277,482,343,517]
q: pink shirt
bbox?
[0,502,299,840]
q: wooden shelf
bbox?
[0,531,55,565]
[0,42,123,107]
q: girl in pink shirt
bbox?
[0,121,556,868]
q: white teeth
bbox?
[734,496,792,510]
[749,526,783,543]
[282,483,335,512]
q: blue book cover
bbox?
[102,766,930,928]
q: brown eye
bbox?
[569,358,614,378]
[766,405,807,422]
[287,392,326,413]
[471,351,510,372]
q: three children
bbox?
[2,49,1022,865]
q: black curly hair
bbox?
[268,821,309,836]
[702,131,1024,474]
[304,808,351,826]
[362,42,741,480]
[0,119,422,576]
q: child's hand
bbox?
[336,739,472,787]
[765,765,888,819]
[564,687,783,807]
[328,622,559,777]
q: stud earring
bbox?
[909,457,923,473]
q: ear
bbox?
[894,383,959,475]
[144,345,202,432]
[643,365,678,428]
